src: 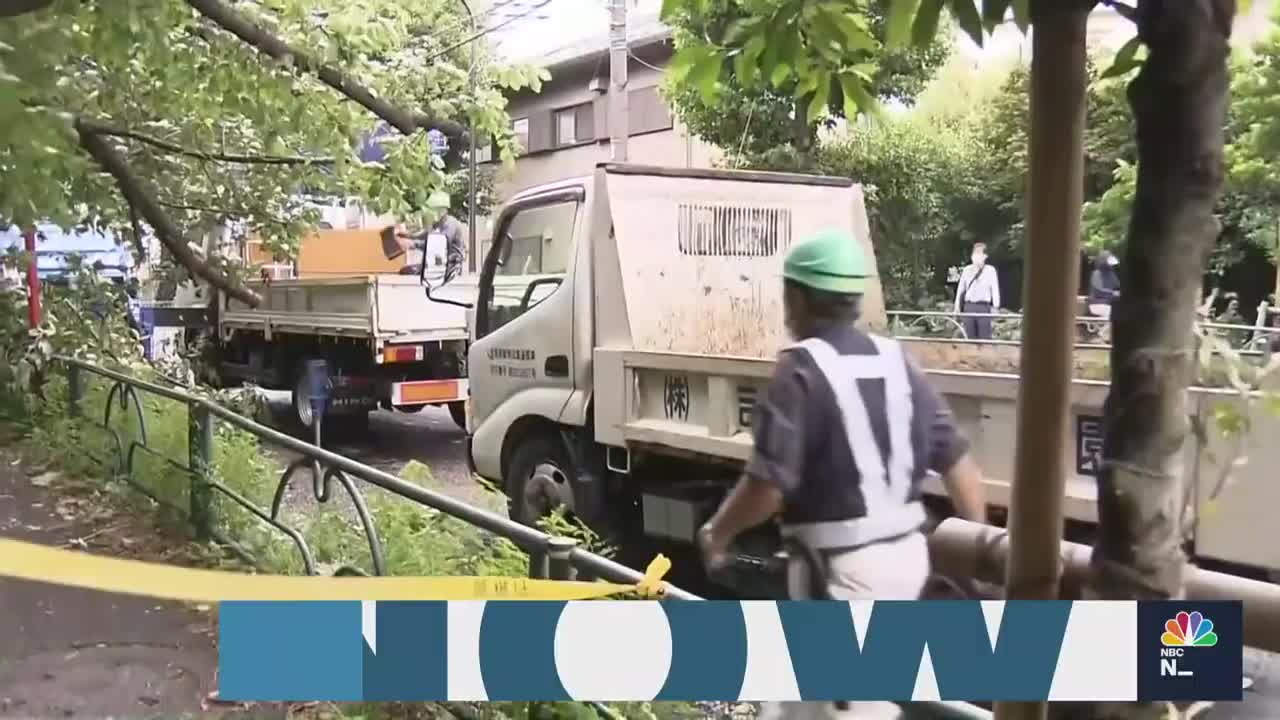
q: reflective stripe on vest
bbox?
[780,335,924,549]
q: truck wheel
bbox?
[447,401,466,430]
[292,366,319,431]
[290,364,370,440]
[506,434,576,527]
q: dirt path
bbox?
[0,438,280,719]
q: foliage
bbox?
[660,0,1027,138]
[1085,27,1280,287]
[663,0,951,160]
[0,0,546,292]
[982,61,1136,255]
[817,113,987,307]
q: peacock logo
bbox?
[1161,611,1218,648]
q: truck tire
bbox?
[290,363,370,441]
[506,433,576,527]
[447,401,466,431]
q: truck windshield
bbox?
[478,198,579,337]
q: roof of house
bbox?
[512,11,672,73]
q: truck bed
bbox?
[593,345,1280,574]
[220,275,473,343]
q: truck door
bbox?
[470,188,584,433]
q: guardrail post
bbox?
[188,403,214,540]
[67,364,82,419]
[528,543,549,579]
[547,536,578,581]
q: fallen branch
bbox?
[186,0,468,142]
[76,119,262,308]
[78,119,333,166]
[0,0,54,18]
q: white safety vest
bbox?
[779,335,926,550]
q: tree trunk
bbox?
[77,121,263,308]
[1090,0,1235,597]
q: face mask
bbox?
[1107,256,1119,267]
[972,253,985,265]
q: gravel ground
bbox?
[256,392,504,522]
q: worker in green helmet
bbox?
[394,190,466,282]
[698,228,987,594]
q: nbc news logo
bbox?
[1159,611,1218,678]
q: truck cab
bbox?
[467,163,882,590]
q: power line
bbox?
[425,0,555,63]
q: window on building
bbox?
[628,85,673,135]
[553,103,594,147]
[512,117,529,155]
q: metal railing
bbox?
[48,355,995,719]
[888,309,1280,354]
[56,355,699,598]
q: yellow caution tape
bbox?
[0,538,673,602]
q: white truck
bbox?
[458,163,1280,591]
[210,273,475,432]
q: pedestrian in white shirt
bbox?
[953,242,1001,340]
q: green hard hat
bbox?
[426,191,451,209]
[783,228,870,294]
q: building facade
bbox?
[486,15,718,201]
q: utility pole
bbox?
[22,225,41,329]
[608,0,628,161]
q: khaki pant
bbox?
[761,532,931,720]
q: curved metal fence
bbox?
[56,355,699,598]
[46,355,995,719]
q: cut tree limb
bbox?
[0,0,54,18]
[76,118,333,165]
[185,0,468,142]
[1090,0,1237,600]
[76,118,262,308]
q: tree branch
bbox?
[185,0,468,143]
[77,119,333,166]
[1101,0,1138,23]
[0,0,54,18]
[158,199,293,227]
[75,119,262,308]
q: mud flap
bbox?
[559,427,605,528]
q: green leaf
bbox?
[734,35,766,85]
[950,0,984,45]
[982,0,1010,29]
[667,45,708,84]
[796,69,821,97]
[1012,0,1030,31]
[690,49,723,102]
[807,72,832,124]
[845,75,883,121]
[660,0,681,20]
[886,0,922,48]
[825,10,877,52]
[1101,36,1144,79]
[912,0,946,46]
[770,62,792,88]
[723,17,758,45]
